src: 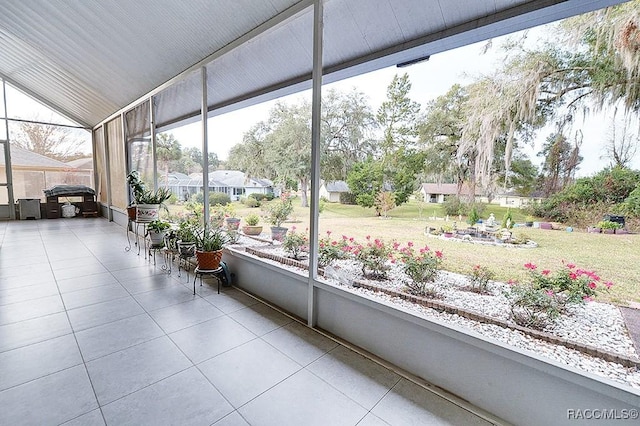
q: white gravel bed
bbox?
[238,246,640,388]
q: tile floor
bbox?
[0,218,497,425]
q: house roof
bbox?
[421,182,481,196]
[167,170,271,189]
[1,145,73,169]
[65,157,93,169]
[0,1,622,129]
[324,180,350,193]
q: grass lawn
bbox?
[171,199,640,305]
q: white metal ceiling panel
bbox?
[0,0,629,129]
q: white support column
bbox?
[150,97,157,190]
[308,0,324,327]
[103,124,113,221]
[201,67,210,227]
[1,79,15,219]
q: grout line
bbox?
[232,285,509,425]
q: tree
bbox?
[266,102,312,207]
[602,111,639,168]
[419,84,469,192]
[346,158,384,209]
[321,88,378,181]
[156,133,182,185]
[12,121,87,161]
[377,73,421,157]
[453,1,640,191]
[538,125,583,196]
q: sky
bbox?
[169,24,639,178]
[5,18,639,178]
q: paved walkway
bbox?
[621,306,640,356]
[0,218,497,425]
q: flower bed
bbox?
[240,240,640,389]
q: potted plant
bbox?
[524,215,534,227]
[146,219,171,246]
[597,220,621,234]
[441,224,454,238]
[126,170,145,220]
[136,187,172,223]
[242,213,263,236]
[194,225,229,270]
[266,197,293,241]
[176,219,197,256]
[224,204,241,230]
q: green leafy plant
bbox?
[126,170,145,204]
[467,205,480,226]
[210,205,226,228]
[597,220,621,230]
[266,197,293,227]
[176,219,197,242]
[468,264,495,294]
[146,219,170,233]
[502,208,514,229]
[504,283,565,329]
[194,226,228,252]
[244,213,260,226]
[136,187,173,205]
[524,262,612,304]
[399,243,444,297]
[282,226,308,260]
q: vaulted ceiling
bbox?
[0,0,628,129]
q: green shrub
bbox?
[623,185,640,216]
[442,195,465,216]
[339,192,357,205]
[468,265,495,294]
[210,192,231,206]
[249,193,274,202]
[244,197,260,208]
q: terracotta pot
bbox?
[242,225,263,236]
[195,249,223,270]
[127,206,137,221]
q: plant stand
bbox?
[193,265,228,295]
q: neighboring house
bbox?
[0,146,91,203]
[320,180,350,203]
[494,190,544,208]
[420,183,482,203]
[164,170,273,201]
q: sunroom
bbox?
[1,1,638,425]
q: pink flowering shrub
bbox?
[282,226,308,260]
[525,261,612,304]
[398,243,444,297]
[349,236,395,279]
[468,265,495,294]
[505,261,613,329]
[317,231,350,267]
